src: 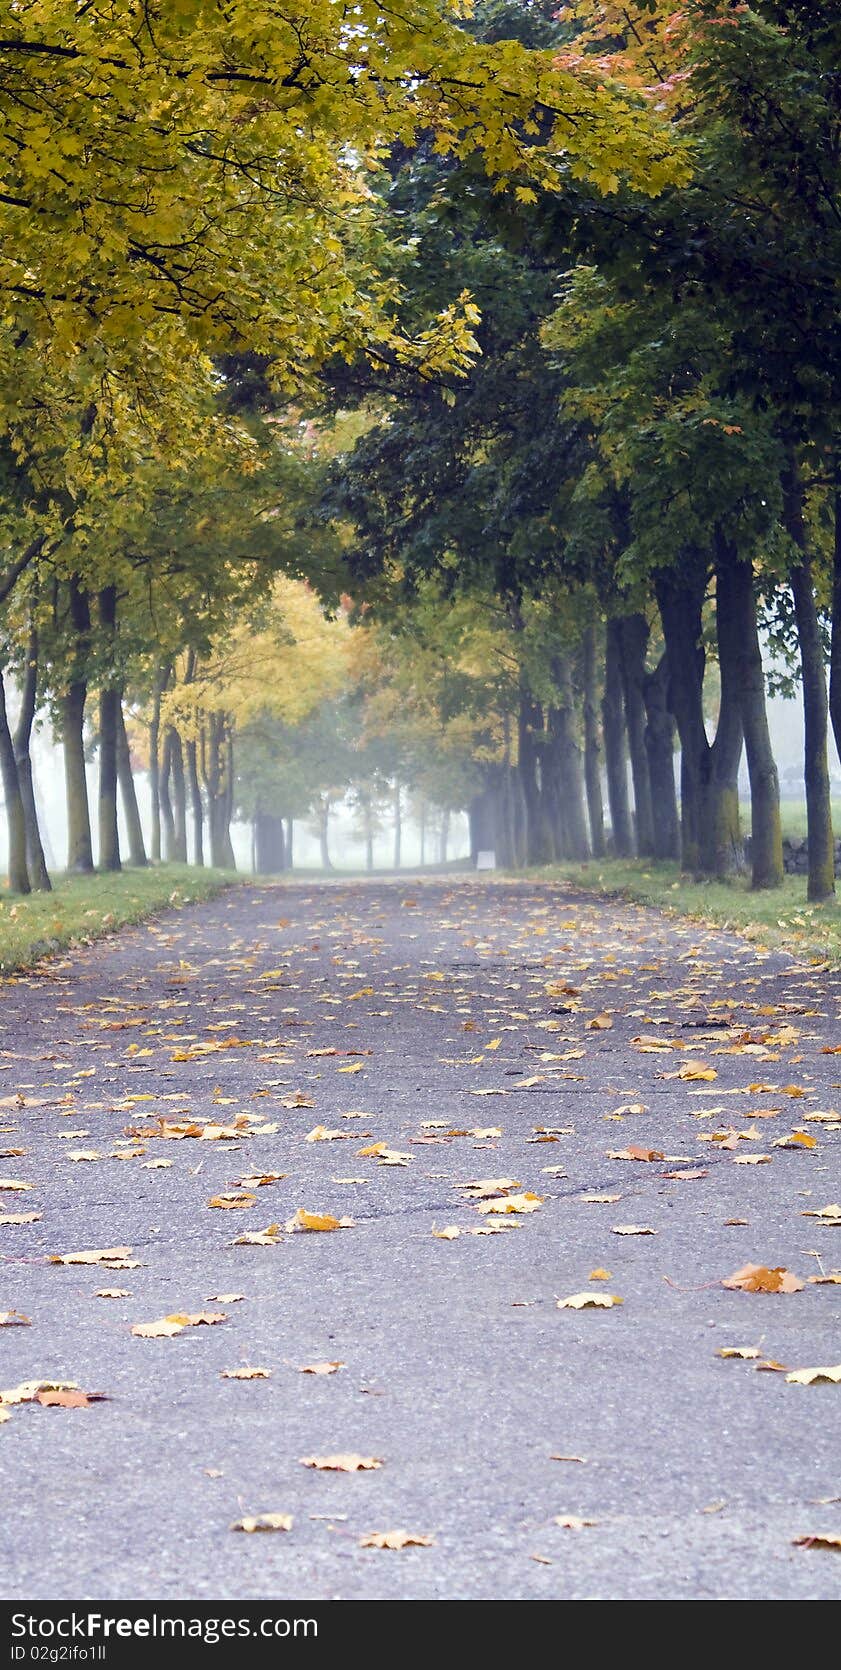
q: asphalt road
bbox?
[1,876,840,1601]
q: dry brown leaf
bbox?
[0,1211,41,1225]
[589,1269,612,1281]
[476,1191,542,1215]
[802,1204,841,1222]
[298,1361,344,1376]
[208,1192,256,1210]
[94,1289,129,1300]
[773,1131,817,1150]
[221,1367,271,1380]
[359,1530,434,1549]
[716,1347,760,1360]
[611,1224,657,1236]
[36,1389,90,1408]
[300,1454,382,1472]
[557,1292,622,1310]
[285,1209,353,1233]
[809,1272,841,1285]
[131,1310,226,1338]
[0,1178,33,1192]
[432,1226,461,1240]
[664,1168,708,1181]
[587,1014,613,1031]
[233,1225,283,1247]
[722,1264,804,1293]
[554,1515,597,1529]
[607,1146,664,1163]
[460,1178,520,1198]
[232,1513,292,1533]
[0,1309,30,1326]
[793,1533,841,1552]
[50,1246,133,1266]
[579,1192,621,1204]
[785,1365,841,1385]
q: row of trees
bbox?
[0,3,837,899]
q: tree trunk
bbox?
[221,733,236,869]
[546,658,589,860]
[254,811,286,874]
[186,740,203,866]
[714,532,782,889]
[440,806,450,864]
[393,781,401,869]
[97,587,121,873]
[203,713,231,869]
[149,665,168,864]
[618,614,656,855]
[285,818,293,871]
[785,463,834,900]
[642,653,680,861]
[319,799,332,870]
[602,619,634,856]
[116,701,147,866]
[653,559,743,877]
[469,786,496,865]
[159,728,175,860]
[518,691,554,864]
[580,620,605,858]
[361,792,374,871]
[829,479,841,770]
[13,624,50,889]
[62,579,94,873]
[169,730,188,864]
[0,670,31,894]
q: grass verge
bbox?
[0,864,238,974]
[538,857,841,965]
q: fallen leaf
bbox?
[358,1530,434,1549]
[232,1513,292,1533]
[0,1310,30,1327]
[607,1146,664,1163]
[554,1515,597,1529]
[722,1264,804,1293]
[793,1533,841,1552]
[611,1224,657,1236]
[221,1367,271,1380]
[716,1347,760,1360]
[131,1311,226,1338]
[476,1191,542,1215]
[785,1365,841,1386]
[50,1246,133,1267]
[36,1390,90,1409]
[300,1454,382,1472]
[285,1210,353,1233]
[557,1293,622,1310]
[299,1362,344,1376]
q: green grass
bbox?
[536,856,841,965]
[0,864,238,974]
